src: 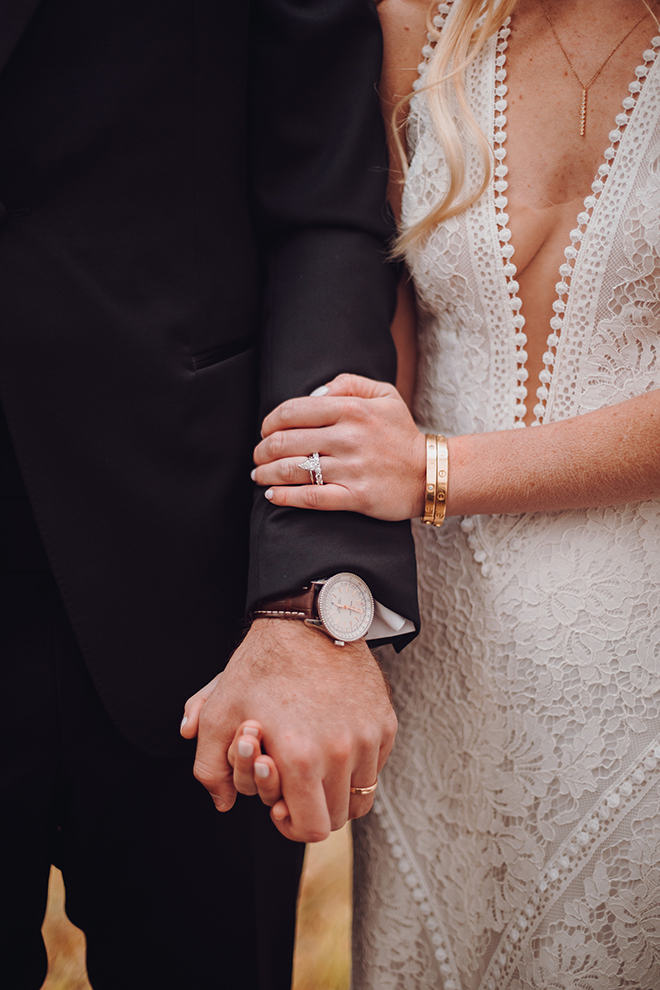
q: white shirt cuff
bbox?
[366,599,415,640]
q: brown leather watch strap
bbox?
[253,585,318,621]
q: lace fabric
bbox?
[352,6,660,989]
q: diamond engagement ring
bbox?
[298,452,324,486]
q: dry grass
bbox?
[41,870,90,990]
[41,826,352,990]
[292,826,352,990]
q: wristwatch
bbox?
[253,572,375,646]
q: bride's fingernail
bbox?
[180,715,188,732]
[265,489,274,500]
[238,739,254,758]
[242,726,259,737]
[310,385,328,397]
[250,469,256,481]
[255,762,270,779]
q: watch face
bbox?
[317,573,374,643]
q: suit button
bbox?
[0,202,7,229]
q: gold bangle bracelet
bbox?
[422,434,437,524]
[421,434,449,528]
[434,435,448,527]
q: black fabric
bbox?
[0,570,304,990]
[0,0,40,75]
[0,0,419,758]
[1,404,50,571]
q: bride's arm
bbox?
[377,0,429,223]
[448,389,660,516]
[377,1,428,406]
[252,377,660,521]
[391,275,418,408]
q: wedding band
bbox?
[350,780,378,796]
[298,452,324,485]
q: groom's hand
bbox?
[181,618,396,842]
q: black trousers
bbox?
[0,569,304,990]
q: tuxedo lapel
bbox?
[0,0,41,76]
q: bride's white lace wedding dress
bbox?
[352,6,660,989]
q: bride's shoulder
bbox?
[377,0,430,49]
[378,0,430,98]
[377,0,431,28]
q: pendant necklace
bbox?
[538,0,651,135]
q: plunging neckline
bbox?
[491,16,660,427]
[409,2,660,577]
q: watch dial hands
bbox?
[316,573,375,643]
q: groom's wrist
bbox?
[254,573,375,647]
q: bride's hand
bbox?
[253,373,426,521]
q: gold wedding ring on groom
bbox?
[350,781,378,796]
[298,452,324,486]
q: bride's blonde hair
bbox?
[394,0,660,254]
[394,0,518,254]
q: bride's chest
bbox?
[405,27,660,433]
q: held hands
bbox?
[253,374,427,521]
[181,618,396,842]
[180,374,419,840]
[228,720,290,823]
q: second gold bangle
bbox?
[422,434,437,524]
[434,435,448,527]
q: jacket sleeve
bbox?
[246,0,419,645]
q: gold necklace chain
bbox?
[538,0,651,136]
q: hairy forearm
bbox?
[447,389,660,517]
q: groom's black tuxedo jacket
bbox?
[0,0,419,756]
